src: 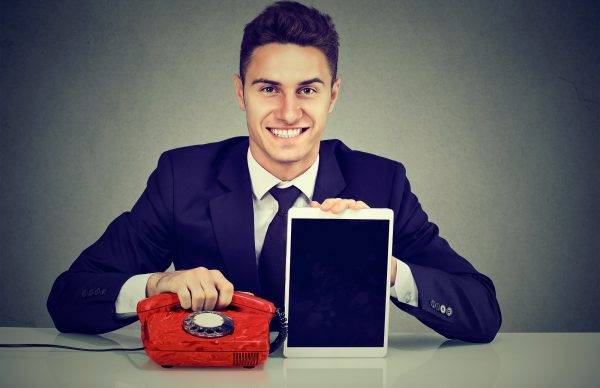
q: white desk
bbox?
[0,326,597,388]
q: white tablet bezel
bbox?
[283,207,394,358]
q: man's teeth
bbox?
[269,128,303,138]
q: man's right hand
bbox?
[145,267,234,312]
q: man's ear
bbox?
[328,78,341,113]
[233,74,246,111]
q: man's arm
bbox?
[47,152,176,334]
[388,163,502,343]
[311,165,502,343]
[310,199,419,307]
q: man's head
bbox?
[239,1,339,87]
[234,1,341,181]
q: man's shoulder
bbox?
[321,140,409,202]
[160,137,249,165]
[321,139,405,173]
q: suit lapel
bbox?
[209,139,347,294]
[313,141,347,202]
[209,139,261,294]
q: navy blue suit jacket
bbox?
[47,137,501,342]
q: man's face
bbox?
[234,43,341,180]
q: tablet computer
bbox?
[283,207,394,358]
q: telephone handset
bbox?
[137,291,287,368]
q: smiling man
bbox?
[236,43,340,181]
[48,1,501,343]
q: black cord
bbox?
[0,344,144,352]
[2,311,287,354]
[269,307,288,354]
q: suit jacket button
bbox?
[434,302,440,311]
[94,288,101,296]
[446,307,453,317]
[430,299,436,309]
[440,305,446,314]
[81,289,87,298]
[101,288,107,295]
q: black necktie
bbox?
[258,185,301,308]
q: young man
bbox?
[48,1,501,343]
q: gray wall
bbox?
[1,0,598,332]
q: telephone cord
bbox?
[2,308,288,354]
[0,344,144,352]
[269,307,288,354]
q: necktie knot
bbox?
[269,186,301,215]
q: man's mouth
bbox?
[267,127,309,139]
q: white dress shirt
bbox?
[115,148,418,316]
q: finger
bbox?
[183,268,207,311]
[188,284,206,311]
[176,286,192,310]
[310,201,320,207]
[211,270,234,310]
[320,198,339,210]
[185,270,206,311]
[331,199,353,213]
[348,200,369,209]
[196,269,219,311]
[349,200,369,209]
[320,198,333,210]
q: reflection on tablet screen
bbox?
[288,219,389,347]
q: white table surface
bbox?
[0,325,598,388]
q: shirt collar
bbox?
[247,148,319,201]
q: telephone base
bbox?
[137,292,277,368]
[145,348,267,368]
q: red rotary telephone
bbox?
[137,291,286,368]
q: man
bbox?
[48,1,501,343]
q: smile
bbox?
[267,127,309,139]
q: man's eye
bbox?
[299,87,316,94]
[261,86,276,93]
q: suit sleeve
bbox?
[389,163,502,343]
[47,152,175,334]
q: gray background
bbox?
[1,0,598,332]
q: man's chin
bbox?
[269,154,305,165]
[267,149,315,166]
[250,137,319,168]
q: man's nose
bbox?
[276,94,302,123]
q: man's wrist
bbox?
[146,272,164,297]
[390,256,398,286]
[392,260,419,307]
[115,273,155,316]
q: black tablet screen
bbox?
[287,218,390,347]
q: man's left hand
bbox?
[310,198,398,286]
[310,198,369,213]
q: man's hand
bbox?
[146,267,234,311]
[390,255,398,287]
[311,198,398,286]
[310,198,370,213]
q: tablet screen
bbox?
[287,218,390,348]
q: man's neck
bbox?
[249,145,319,182]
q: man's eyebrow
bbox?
[298,77,325,86]
[250,77,325,86]
[251,78,281,86]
